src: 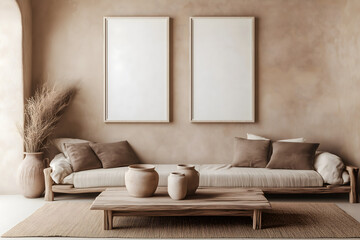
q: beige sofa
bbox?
[43,163,359,203]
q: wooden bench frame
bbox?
[43,166,359,203]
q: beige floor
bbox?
[0,193,359,240]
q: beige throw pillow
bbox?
[90,141,139,169]
[314,152,349,185]
[49,153,73,184]
[266,142,319,170]
[246,134,307,162]
[53,138,90,158]
[65,142,102,172]
[232,137,270,168]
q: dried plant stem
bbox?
[19,84,76,153]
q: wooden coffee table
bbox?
[90,187,271,230]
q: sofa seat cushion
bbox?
[198,164,323,187]
[62,164,324,189]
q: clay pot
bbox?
[17,152,45,198]
[125,164,159,197]
[177,164,199,195]
[168,172,187,200]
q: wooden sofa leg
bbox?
[44,167,54,201]
[346,166,359,203]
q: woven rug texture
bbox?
[3,202,360,238]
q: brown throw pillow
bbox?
[65,142,102,172]
[89,141,139,169]
[266,142,319,170]
[232,137,271,168]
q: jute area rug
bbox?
[3,202,360,238]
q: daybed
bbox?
[43,164,358,203]
[43,136,359,203]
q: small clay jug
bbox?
[168,172,187,200]
[177,164,199,195]
[17,152,45,198]
[125,164,159,197]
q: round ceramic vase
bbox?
[177,164,200,195]
[125,164,159,197]
[168,172,187,200]
[17,152,45,198]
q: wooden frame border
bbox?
[190,17,255,123]
[103,16,170,123]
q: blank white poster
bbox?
[191,17,255,122]
[105,17,169,122]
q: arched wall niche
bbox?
[0,0,31,194]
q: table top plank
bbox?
[91,187,271,211]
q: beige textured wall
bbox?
[31,0,360,167]
[0,0,24,194]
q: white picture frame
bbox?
[190,17,255,122]
[104,17,170,122]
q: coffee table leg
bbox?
[253,210,262,230]
[104,210,113,230]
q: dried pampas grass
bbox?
[19,84,77,153]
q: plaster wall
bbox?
[31,0,360,167]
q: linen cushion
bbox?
[278,138,306,143]
[49,153,73,184]
[314,152,349,184]
[65,142,102,172]
[89,141,139,169]
[232,137,270,168]
[65,164,323,188]
[53,138,90,158]
[266,142,319,170]
[62,174,74,185]
[246,133,306,142]
[246,133,269,140]
[342,171,350,184]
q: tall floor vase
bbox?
[17,152,45,198]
